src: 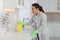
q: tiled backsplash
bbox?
[0,12,18,32]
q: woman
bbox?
[27,3,49,40]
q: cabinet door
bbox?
[47,0,57,11]
[3,0,17,8]
[0,0,3,10]
[37,0,57,12]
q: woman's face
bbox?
[32,6,38,14]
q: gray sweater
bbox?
[27,12,48,31]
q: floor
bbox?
[50,37,60,40]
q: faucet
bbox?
[23,18,29,28]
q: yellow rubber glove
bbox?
[16,24,23,31]
[16,20,23,31]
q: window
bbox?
[17,0,24,8]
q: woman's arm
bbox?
[26,15,34,25]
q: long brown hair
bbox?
[32,3,44,13]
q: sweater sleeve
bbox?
[27,15,34,25]
[38,14,47,31]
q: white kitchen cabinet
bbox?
[3,0,17,8]
[47,22,60,38]
[37,0,57,12]
[0,0,3,10]
[3,0,25,8]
